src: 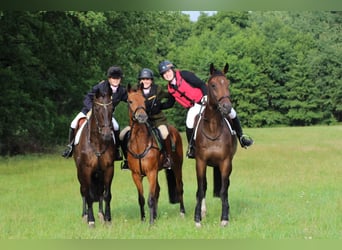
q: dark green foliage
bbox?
[0,11,341,155]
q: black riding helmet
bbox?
[158,60,175,75]
[107,66,123,78]
[138,68,154,79]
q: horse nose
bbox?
[100,126,113,141]
[136,113,148,123]
[219,103,232,116]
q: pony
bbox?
[125,84,185,225]
[73,85,115,227]
[193,63,237,227]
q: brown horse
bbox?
[126,84,185,225]
[193,63,237,227]
[73,86,115,227]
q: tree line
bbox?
[0,11,341,155]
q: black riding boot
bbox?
[114,130,123,161]
[162,138,173,169]
[186,127,195,158]
[232,116,254,148]
[62,128,75,158]
[120,131,129,170]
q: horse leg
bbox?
[220,163,232,227]
[98,196,105,223]
[103,167,114,223]
[201,175,208,218]
[81,195,87,222]
[132,173,145,222]
[171,165,186,216]
[86,195,96,227]
[154,179,160,220]
[146,171,158,225]
[194,161,207,227]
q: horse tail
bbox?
[165,168,179,204]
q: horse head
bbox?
[127,83,148,124]
[208,63,232,116]
[92,87,113,141]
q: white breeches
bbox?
[70,111,119,131]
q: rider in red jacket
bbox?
[158,60,253,158]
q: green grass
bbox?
[0,126,341,239]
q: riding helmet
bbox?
[107,66,123,78]
[158,60,175,75]
[138,68,154,79]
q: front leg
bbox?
[194,160,207,227]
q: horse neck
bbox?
[130,121,151,149]
[202,103,224,131]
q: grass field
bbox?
[0,125,341,239]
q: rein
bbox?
[127,104,159,176]
[127,121,159,159]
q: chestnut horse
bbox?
[126,84,185,225]
[73,86,115,227]
[193,63,237,227]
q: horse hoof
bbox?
[88,221,95,228]
[195,222,202,228]
[180,212,185,218]
[104,221,112,227]
[82,215,88,223]
[201,210,206,218]
[98,213,104,223]
[220,220,229,227]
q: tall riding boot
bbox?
[162,138,173,169]
[114,130,123,161]
[231,116,254,148]
[62,128,75,158]
[186,127,195,158]
[120,131,129,170]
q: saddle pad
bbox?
[74,121,87,145]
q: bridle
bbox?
[88,99,113,157]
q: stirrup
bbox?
[120,160,129,170]
[62,145,73,158]
[162,156,172,169]
[115,149,123,161]
[186,146,195,159]
[240,135,254,148]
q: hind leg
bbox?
[171,165,186,216]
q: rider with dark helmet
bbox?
[120,68,173,170]
[62,66,127,162]
[158,60,253,158]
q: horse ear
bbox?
[127,83,132,92]
[223,63,229,74]
[210,63,215,75]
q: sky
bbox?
[182,11,217,22]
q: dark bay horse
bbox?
[193,63,237,227]
[126,84,185,225]
[73,86,115,227]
